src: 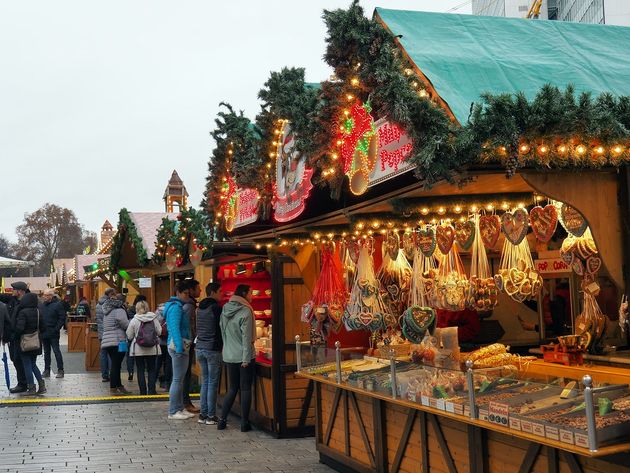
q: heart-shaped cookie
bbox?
[454,220,475,250]
[402,232,415,260]
[572,259,585,276]
[560,203,588,237]
[385,231,400,260]
[436,224,455,255]
[479,215,501,249]
[416,227,436,257]
[501,208,529,245]
[529,204,558,243]
[586,256,602,275]
[560,250,575,266]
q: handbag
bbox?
[20,310,41,352]
[118,340,128,353]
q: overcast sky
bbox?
[0,1,471,242]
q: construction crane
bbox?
[525,0,544,19]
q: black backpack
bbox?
[136,320,158,347]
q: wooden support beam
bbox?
[324,388,342,446]
[547,447,559,473]
[298,380,314,429]
[391,409,417,473]
[372,398,388,473]
[343,390,350,456]
[518,443,542,473]
[428,413,458,473]
[560,451,584,473]
[467,424,488,473]
[420,411,429,473]
[348,391,376,468]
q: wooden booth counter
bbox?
[66,317,87,353]
[84,323,101,372]
[299,371,630,473]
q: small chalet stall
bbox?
[202,4,630,473]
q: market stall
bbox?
[196,3,630,470]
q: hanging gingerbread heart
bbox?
[346,240,360,265]
[454,220,475,250]
[501,208,529,245]
[436,224,455,255]
[586,256,602,275]
[572,259,585,276]
[560,250,575,267]
[385,231,400,260]
[559,203,588,237]
[529,205,558,243]
[416,227,436,257]
[402,232,415,260]
[479,215,501,249]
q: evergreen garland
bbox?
[109,208,149,272]
[153,208,211,266]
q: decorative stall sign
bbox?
[534,258,572,274]
[223,174,259,232]
[273,122,314,222]
[339,102,414,195]
[138,277,152,288]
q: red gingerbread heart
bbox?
[436,224,455,255]
[479,215,501,249]
[529,205,558,243]
[416,228,436,257]
[501,208,529,245]
[402,232,415,260]
[454,220,475,250]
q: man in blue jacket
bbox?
[165,281,193,420]
[40,289,67,378]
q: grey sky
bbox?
[0,1,471,242]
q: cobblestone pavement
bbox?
[0,401,334,473]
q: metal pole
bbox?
[582,375,598,452]
[335,341,342,384]
[295,335,302,373]
[390,349,398,399]
[466,360,478,419]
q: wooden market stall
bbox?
[198,4,630,472]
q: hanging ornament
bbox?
[528,204,558,243]
[557,202,588,237]
[454,219,475,250]
[432,245,469,311]
[416,226,436,257]
[190,244,204,267]
[402,232,415,260]
[501,208,529,245]
[436,224,455,255]
[469,214,499,311]
[497,238,542,303]
[384,231,400,260]
[165,249,177,271]
[378,248,412,319]
[479,214,501,249]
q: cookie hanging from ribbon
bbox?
[529,204,558,243]
[479,215,501,249]
[501,208,529,245]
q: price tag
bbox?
[575,433,589,448]
[560,429,574,445]
[488,402,510,427]
[429,398,439,409]
[509,417,522,431]
[545,426,560,441]
[436,399,446,411]
[421,395,430,407]
[479,408,489,421]
[445,402,455,414]
[408,392,417,403]
[521,420,533,433]
[463,405,470,417]
[532,422,545,437]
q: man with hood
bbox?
[96,288,115,382]
[100,293,131,395]
[5,282,29,393]
[14,292,45,395]
[40,289,66,378]
[217,284,255,432]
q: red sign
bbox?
[273,122,314,222]
[534,258,571,274]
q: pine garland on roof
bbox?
[109,208,149,272]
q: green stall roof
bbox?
[375,8,630,124]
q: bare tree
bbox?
[0,234,13,258]
[15,203,95,274]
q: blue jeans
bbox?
[196,349,222,417]
[21,352,43,386]
[168,348,189,415]
[100,345,110,378]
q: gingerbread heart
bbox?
[501,208,529,245]
[529,205,558,243]
[385,231,400,260]
[559,204,588,237]
[454,220,475,250]
[560,250,575,267]
[586,256,602,275]
[572,259,585,276]
[479,215,501,249]
[416,227,436,257]
[436,224,455,255]
[402,232,415,260]
[346,241,360,265]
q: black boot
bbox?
[37,380,46,395]
[9,384,27,394]
[55,370,64,378]
[21,384,37,396]
[42,369,51,378]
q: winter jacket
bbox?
[95,295,108,340]
[126,311,162,357]
[220,295,255,364]
[164,297,190,354]
[100,299,130,349]
[39,297,66,339]
[196,297,223,352]
[182,297,197,340]
[76,300,91,316]
[155,303,167,346]
[0,301,8,343]
[14,293,43,355]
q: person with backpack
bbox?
[126,300,161,395]
[101,294,132,396]
[165,282,193,420]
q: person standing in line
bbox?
[96,288,115,382]
[165,282,194,420]
[217,284,255,432]
[155,303,172,390]
[195,282,224,425]
[40,289,66,378]
[124,295,147,382]
[14,292,45,395]
[100,294,132,396]
[4,282,29,393]
[182,279,201,413]
[126,300,161,395]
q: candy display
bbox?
[378,244,412,318]
[432,245,469,311]
[497,238,542,302]
[468,213,499,311]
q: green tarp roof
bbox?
[375,8,630,124]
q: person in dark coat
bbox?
[0,300,9,344]
[3,282,29,393]
[76,297,91,317]
[14,292,45,395]
[40,289,66,378]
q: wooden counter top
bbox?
[298,371,630,458]
[522,358,630,385]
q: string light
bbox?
[613,145,624,155]
[519,144,530,154]
[595,145,605,155]
[576,144,586,155]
